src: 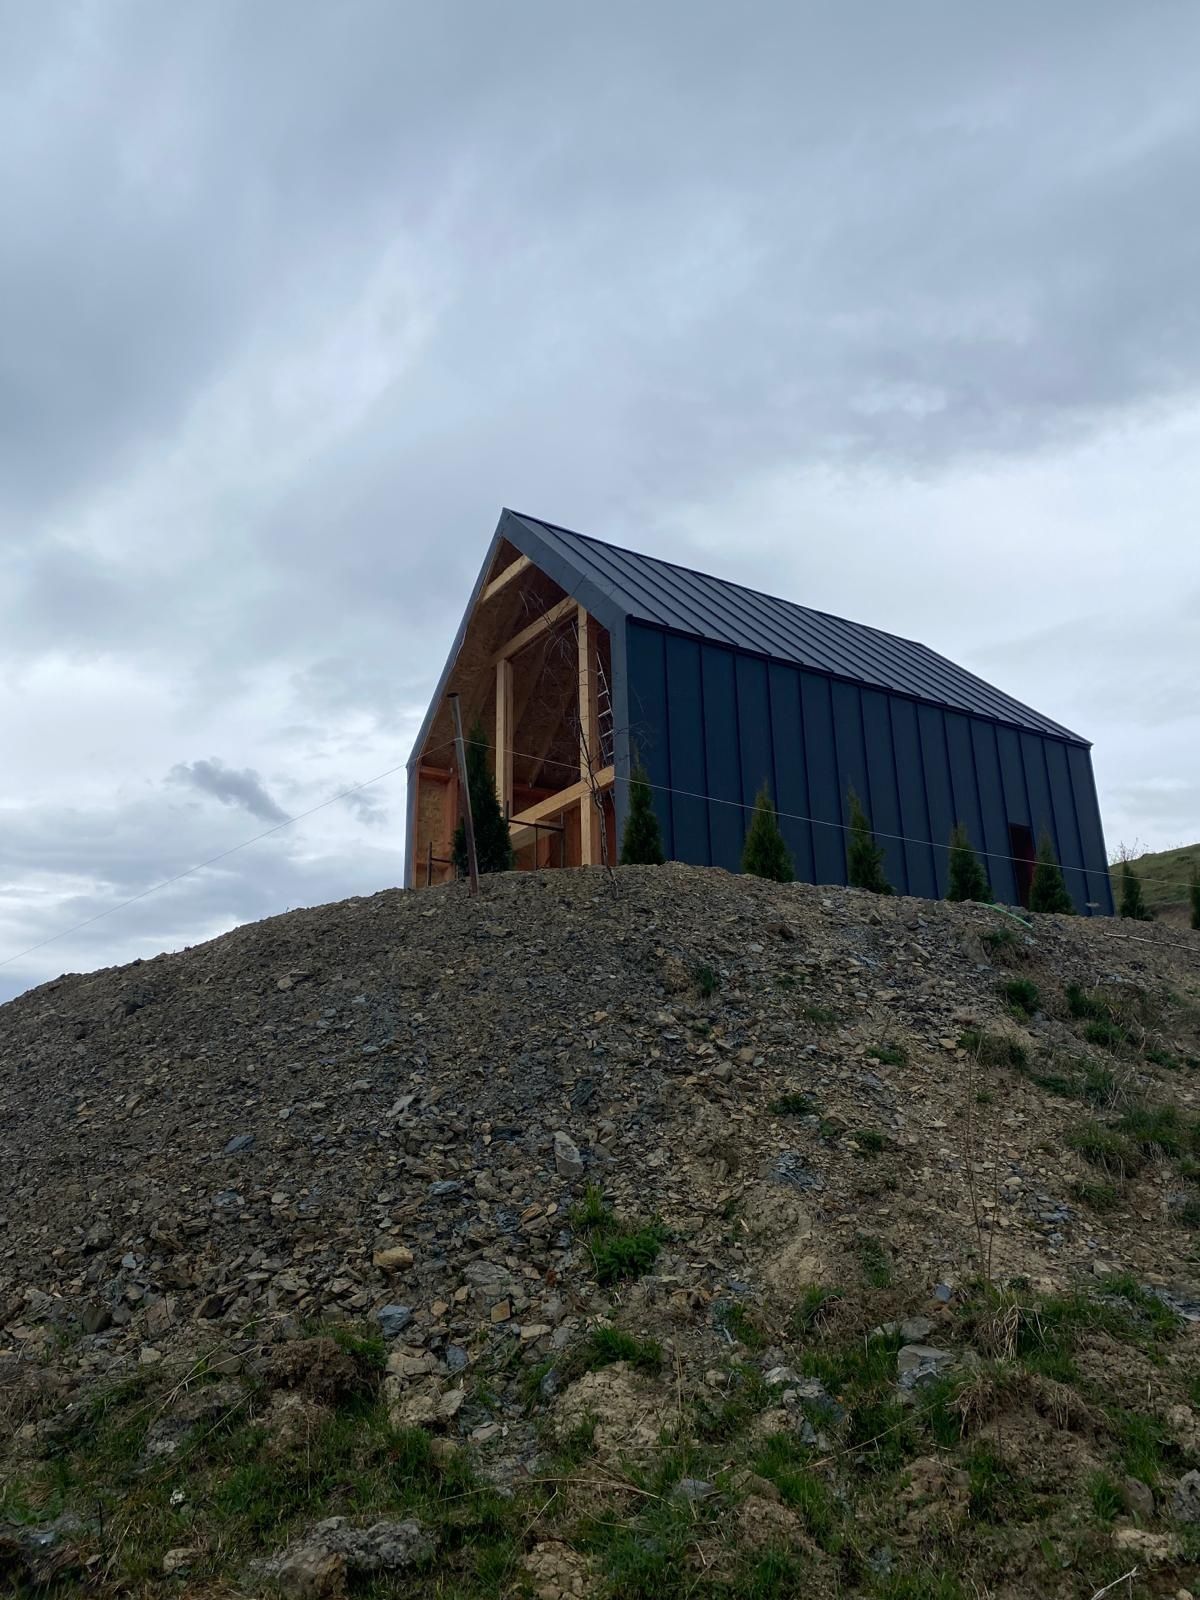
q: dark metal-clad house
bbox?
[406,508,1112,912]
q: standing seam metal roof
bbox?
[506,509,1084,743]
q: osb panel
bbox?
[414,775,454,886]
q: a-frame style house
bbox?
[405,509,1112,912]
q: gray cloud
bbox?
[169,759,288,825]
[2,1,1199,1001]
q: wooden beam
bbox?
[495,658,513,816]
[492,597,578,666]
[577,609,602,865]
[509,767,614,830]
[418,764,453,783]
[480,554,531,603]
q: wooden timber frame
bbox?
[408,544,616,887]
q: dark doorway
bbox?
[1009,823,1036,907]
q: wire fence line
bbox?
[1,734,1194,978]
[423,732,1199,899]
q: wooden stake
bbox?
[448,693,479,897]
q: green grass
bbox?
[692,1363,770,1443]
[1084,1018,1129,1051]
[721,1301,769,1350]
[958,1030,1028,1069]
[1066,1120,1143,1180]
[1088,1470,1124,1523]
[999,977,1040,1016]
[1066,983,1110,1022]
[582,1327,663,1374]
[10,1355,517,1594]
[874,1575,967,1600]
[787,1285,842,1337]
[769,1092,817,1117]
[1145,1045,1180,1070]
[965,1442,1032,1522]
[569,1183,614,1233]
[752,1434,842,1548]
[801,1003,836,1027]
[1024,1056,1122,1109]
[869,1042,907,1067]
[569,1184,665,1286]
[1115,1102,1199,1159]
[693,963,720,998]
[1105,1406,1176,1486]
[1106,841,1200,914]
[591,1225,666,1285]
[1070,1179,1121,1212]
[852,1128,888,1158]
[980,925,1023,962]
[857,1236,892,1289]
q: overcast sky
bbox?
[2,1,1198,1002]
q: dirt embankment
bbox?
[2,866,1199,1597]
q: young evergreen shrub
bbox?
[1192,865,1200,932]
[742,783,794,882]
[1028,829,1074,914]
[619,760,665,866]
[846,788,892,895]
[1117,861,1153,921]
[946,823,992,903]
[451,721,515,878]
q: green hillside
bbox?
[1109,841,1199,914]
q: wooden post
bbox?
[448,693,479,897]
[577,609,602,865]
[495,658,513,819]
[426,840,433,887]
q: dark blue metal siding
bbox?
[970,720,1018,904]
[889,697,938,898]
[800,672,844,884]
[625,622,674,859]
[1021,731,1058,861]
[1068,745,1115,913]
[700,646,743,871]
[831,680,870,882]
[861,689,907,894]
[945,714,984,857]
[623,621,1110,911]
[665,633,710,865]
[1044,739,1088,914]
[767,663,814,883]
[736,654,775,815]
[917,704,956,897]
[996,726,1032,831]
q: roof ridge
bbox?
[503,507,1082,744]
[511,508,980,671]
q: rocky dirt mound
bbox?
[2,865,1199,1597]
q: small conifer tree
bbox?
[742,782,793,882]
[452,720,514,878]
[1118,861,1153,921]
[946,823,992,903]
[846,788,892,895]
[1190,865,1200,932]
[620,759,665,866]
[1028,829,1074,914]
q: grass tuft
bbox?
[583,1327,663,1374]
[959,1030,1027,1069]
[1000,977,1040,1016]
[769,1092,817,1117]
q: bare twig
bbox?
[1089,1567,1138,1600]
